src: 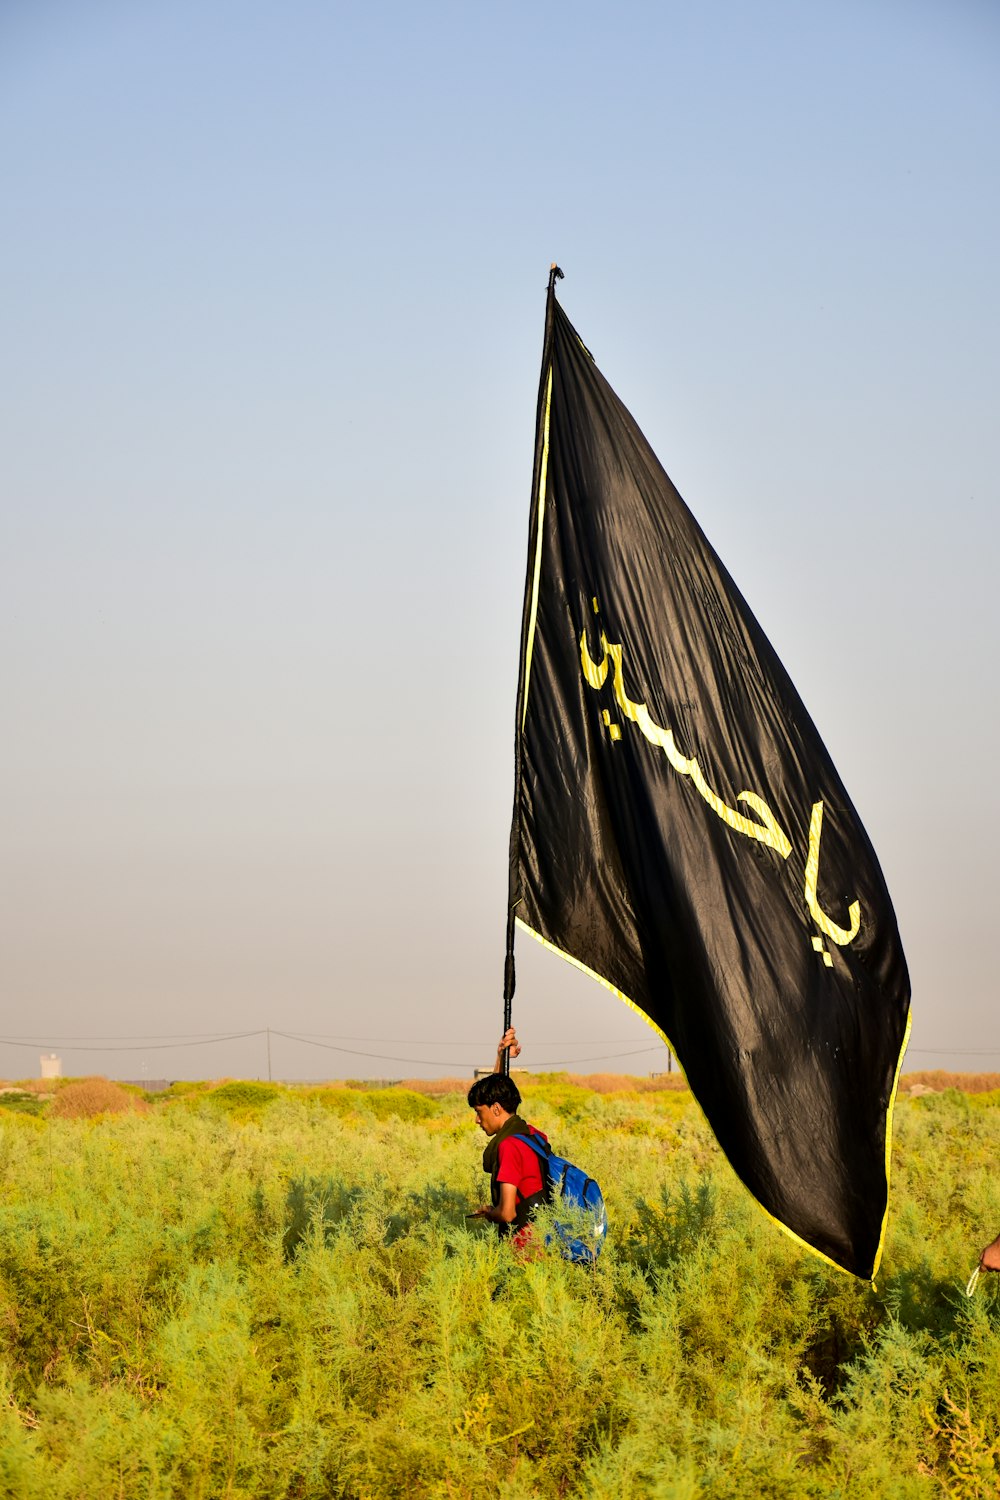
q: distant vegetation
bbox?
[0,1076,999,1496]
[47,1076,147,1120]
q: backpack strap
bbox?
[498,1131,549,1229]
[512,1132,552,1164]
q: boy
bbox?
[468,1027,548,1246]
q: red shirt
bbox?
[496,1126,548,1205]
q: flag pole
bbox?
[501,263,563,1074]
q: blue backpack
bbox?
[514,1133,607,1263]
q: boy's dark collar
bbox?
[482,1112,530,1174]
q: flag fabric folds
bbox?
[506,282,911,1279]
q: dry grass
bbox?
[398,1077,474,1097]
[405,1069,1000,1100]
[5,1069,997,1109]
[398,1070,689,1097]
[900,1071,1000,1095]
[561,1070,688,1093]
[48,1077,148,1119]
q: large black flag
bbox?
[505,274,911,1279]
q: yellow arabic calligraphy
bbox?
[580,626,862,947]
[805,802,861,945]
[581,628,792,858]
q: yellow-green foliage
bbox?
[205,1080,281,1117]
[361,1088,438,1122]
[302,1086,359,1116]
[0,1085,998,1497]
[0,1093,44,1118]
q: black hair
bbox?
[467,1072,522,1112]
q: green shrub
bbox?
[303,1086,361,1116]
[0,1084,998,1496]
[0,1093,44,1117]
[968,1090,1000,1110]
[361,1088,438,1122]
[205,1080,281,1115]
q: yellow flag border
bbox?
[520,365,553,729]
[514,915,911,1283]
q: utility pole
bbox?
[266,1027,272,1082]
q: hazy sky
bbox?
[2,0,998,1082]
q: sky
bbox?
[2,0,998,1083]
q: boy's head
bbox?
[467,1072,521,1135]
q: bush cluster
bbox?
[48,1077,146,1120]
[0,1083,998,1496]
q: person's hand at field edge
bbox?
[979,1235,1000,1271]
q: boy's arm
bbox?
[493,1027,521,1073]
[473,1183,518,1224]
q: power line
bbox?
[0,1030,269,1042]
[5,1029,997,1072]
[0,1030,653,1046]
[0,1030,266,1052]
[0,1028,668,1070]
[270,1030,666,1069]
[1,1028,994,1054]
[281,1033,655,1046]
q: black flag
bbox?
[506,275,911,1279]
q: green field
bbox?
[1,1075,999,1498]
